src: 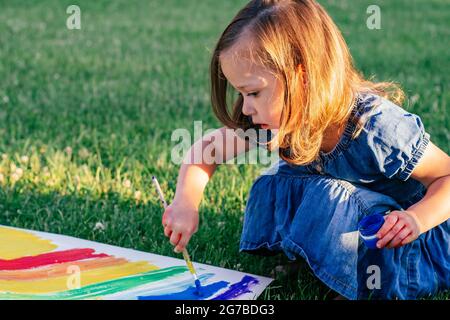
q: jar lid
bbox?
[358,213,385,237]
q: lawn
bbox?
[0,0,448,299]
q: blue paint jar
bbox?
[358,213,386,249]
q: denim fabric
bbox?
[239,93,450,299]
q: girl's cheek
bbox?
[270,100,283,120]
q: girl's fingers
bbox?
[377,220,405,248]
[169,231,181,247]
[376,214,399,238]
[164,226,172,238]
[162,213,172,227]
[162,207,172,226]
[174,232,193,253]
[400,233,417,246]
[387,227,411,248]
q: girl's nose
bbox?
[242,99,256,116]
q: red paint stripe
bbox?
[0,248,109,270]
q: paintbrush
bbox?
[152,176,202,295]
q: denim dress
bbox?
[240,93,450,299]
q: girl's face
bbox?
[220,43,284,130]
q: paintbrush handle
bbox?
[152,176,200,284]
[152,176,168,209]
[182,248,198,276]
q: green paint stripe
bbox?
[0,265,188,300]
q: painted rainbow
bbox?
[0,225,272,300]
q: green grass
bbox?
[0,0,448,300]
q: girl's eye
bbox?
[237,92,259,98]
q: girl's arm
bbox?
[163,126,253,253]
[376,142,450,248]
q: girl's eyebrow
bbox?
[237,84,259,90]
[236,78,266,91]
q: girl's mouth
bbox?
[260,124,269,129]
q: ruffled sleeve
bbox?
[360,97,430,181]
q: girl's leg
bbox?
[240,163,448,299]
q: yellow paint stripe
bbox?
[0,261,159,293]
[0,227,57,259]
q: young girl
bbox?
[162,0,450,299]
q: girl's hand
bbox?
[162,199,199,253]
[376,210,423,249]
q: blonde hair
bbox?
[210,0,405,165]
